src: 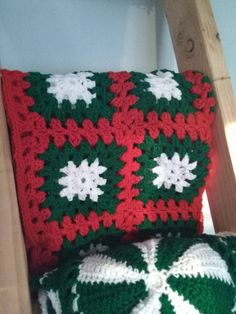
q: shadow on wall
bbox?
[0,0,176,73]
[129,0,156,12]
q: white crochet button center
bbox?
[146,270,165,291]
[47,72,96,108]
[58,158,107,202]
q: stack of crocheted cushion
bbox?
[1,69,215,273]
[33,235,236,314]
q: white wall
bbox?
[1,0,234,90]
[0,0,176,73]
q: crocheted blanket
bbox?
[33,235,236,314]
[1,69,215,273]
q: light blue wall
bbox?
[1,0,234,95]
[0,0,176,73]
[212,0,236,94]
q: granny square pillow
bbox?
[33,235,236,314]
[1,69,215,273]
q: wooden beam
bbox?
[0,82,32,313]
[164,0,236,232]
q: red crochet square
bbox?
[1,69,215,273]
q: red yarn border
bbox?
[1,70,215,272]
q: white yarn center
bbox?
[145,70,182,101]
[47,72,96,108]
[152,152,197,193]
[58,158,107,202]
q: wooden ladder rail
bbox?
[164,0,236,233]
[0,82,32,313]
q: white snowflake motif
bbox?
[58,158,107,202]
[47,72,96,108]
[152,153,197,193]
[76,239,233,314]
[145,70,182,101]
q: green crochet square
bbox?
[136,134,210,204]
[130,70,197,117]
[39,140,125,221]
[25,72,115,124]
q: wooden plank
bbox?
[0,81,32,313]
[164,0,236,232]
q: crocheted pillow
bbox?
[1,69,215,273]
[33,235,236,314]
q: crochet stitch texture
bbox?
[1,69,215,273]
[33,235,236,314]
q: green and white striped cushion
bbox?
[33,234,236,314]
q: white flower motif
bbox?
[152,153,197,193]
[47,72,96,108]
[58,158,107,202]
[76,239,233,314]
[145,70,182,101]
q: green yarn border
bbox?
[137,216,198,238]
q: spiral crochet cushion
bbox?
[33,235,236,314]
[1,69,215,273]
